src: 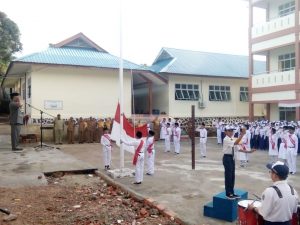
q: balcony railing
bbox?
[252,69,295,88]
[252,13,295,38]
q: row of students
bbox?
[101,129,156,184]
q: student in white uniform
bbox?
[196,122,207,158]
[249,161,298,225]
[121,131,145,184]
[173,122,181,154]
[146,130,155,175]
[237,126,250,167]
[100,127,112,170]
[165,123,172,152]
[286,126,298,175]
[278,127,288,162]
[222,125,246,199]
[160,118,167,140]
[269,127,279,163]
[215,118,222,144]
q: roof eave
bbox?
[159,72,248,79]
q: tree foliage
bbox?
[0,11,22,76]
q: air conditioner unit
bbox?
[198,101,206,109]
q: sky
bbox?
[1,0,265,65]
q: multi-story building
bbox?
[248,0,300,121]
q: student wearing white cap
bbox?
[222,125,245,199]
[249,161,298,225]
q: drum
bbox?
[238,200,263,225]
[299,204,300,225]
[291,204,299,225]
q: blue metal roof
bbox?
[150,47,266,78]
[15,47,147,70]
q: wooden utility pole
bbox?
[191,105,195,170]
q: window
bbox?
[278,53,295,71]
[278,1,295,17]
[209,85,231,101]
[28,78,31,98]
[175,84,199,101]
[279,107,295,121]
[240,87,248,102]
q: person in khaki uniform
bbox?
[98,118,104,142]
[54,114,64,144]
[87,117,94,143]
[78,117,85,143]
[93,118,98,142]
[83,119,88,141]
[152,116,160,141]
[67,117,75,144]
[105,118,112,132]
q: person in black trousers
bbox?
[222,125,245,199]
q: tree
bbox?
[0,11,22,76]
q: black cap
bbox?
[266,161,289,179]
[136,131,142,138]
[288,126,295,131]
[148,130,155,136]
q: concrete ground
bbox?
[0,124,299,225]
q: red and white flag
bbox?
[111,103,148,153]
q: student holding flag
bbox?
[121,131,146,184]
[101,127,112,170]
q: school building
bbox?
[248,0,300,121]
[2,33,265,123]
[1,33,165,120]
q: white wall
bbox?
[252,34,295,52]
[30,66,132,119]
[252,90,295,101]
[167,75,263,117]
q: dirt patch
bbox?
[0,174,179,225]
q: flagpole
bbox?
[119,0,124,172]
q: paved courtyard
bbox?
[0,124,299,225]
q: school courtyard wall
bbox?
[28,66,132,119]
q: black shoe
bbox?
[226,194,236,200]
[233,194,241,199]
[146,173,152,176]
[133,182,142,185]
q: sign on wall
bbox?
[44,100,63,110]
